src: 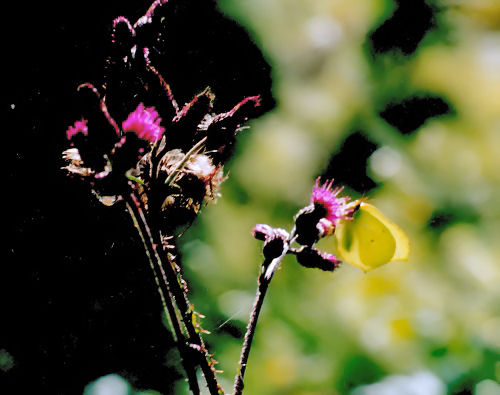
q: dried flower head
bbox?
[122,103,165,143]
[62,148,94,177]
[157,149,226,206]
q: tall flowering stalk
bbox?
[233,178,409,393]
[62,1,267,393]
[233,178,355,394]
[61,1,408,394]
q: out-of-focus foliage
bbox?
[177,0,500,393]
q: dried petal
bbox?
[62,148,94,177]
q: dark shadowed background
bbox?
[3,0,500,394]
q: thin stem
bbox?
[125,200,173,333]
[233,237,292,394]
[149,228,222,395]
[233,268,270,395]
[127,190,222,395]
[125,195,201,395]
[162,136,207,184]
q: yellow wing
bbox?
[334,202,410,272]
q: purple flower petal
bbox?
[122,103,165,143]
[310,177,353,224]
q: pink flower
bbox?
[66,119,88,140]
[122,103,165,143]
[310,178,352,224]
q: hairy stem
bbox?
[126,190,222,395]
[125,195,201,395]
[233,267,271,395]
[233,235,292,394]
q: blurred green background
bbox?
[173,0,500,394]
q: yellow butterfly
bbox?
[334,201,410,272]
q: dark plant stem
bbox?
[233,234,296,395]
[233,234,293,394]
[125,191,221,394]
[233,266,271,395]
[125,194,201,395]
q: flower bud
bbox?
[253,225,289,260]
[292,204,326,246]
[252,224,275,241]
[296,247,340,272]
[263,236,286,261]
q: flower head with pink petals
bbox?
[66,119,89,140]
[310,178,352,225]
[122,103,165,143]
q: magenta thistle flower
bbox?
[66,119,88,140]
[310,178,351,224]
[122,103,165,143]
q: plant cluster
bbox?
[62,1,408,393]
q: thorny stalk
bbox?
[125,194,201,394]
[61,1,272,392]
[126,191,221,395]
